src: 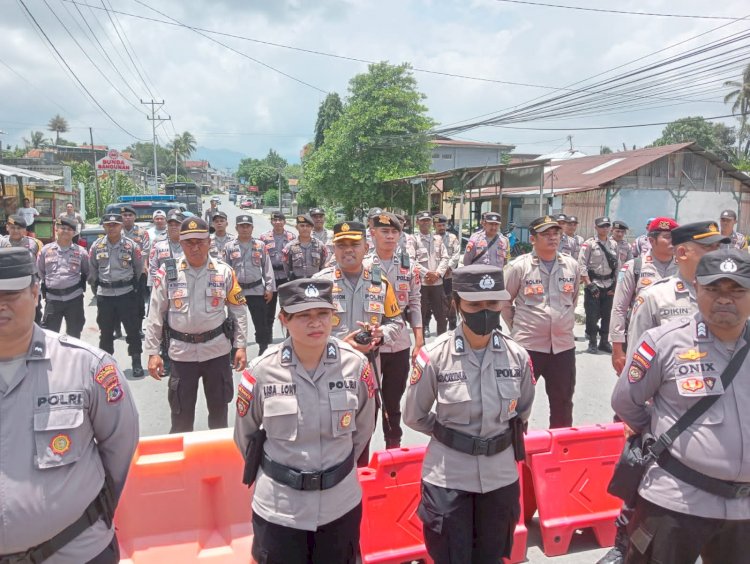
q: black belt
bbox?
[46,284,79,296]
[272,264,284,271]
[588,272,614,281]
[98,278,135,289]
[0,483,114,564]
[261,449,354,491]
[240,279,263,290]
[432,421,513,456]
[168,324,225,344]
[658,450,750,499]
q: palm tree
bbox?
[724,63,750,158]
[47,114,69,145]
[168,131,197,177]
[23,131,48,149]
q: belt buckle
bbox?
[734,484,750,498]
[300,471,322,490]
[472,437,490,456]
[193,334,206,344]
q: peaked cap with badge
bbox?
[612,220,629,230]
[672,221,730,246]
[696,248,750,289]
[180,217,209,240]
[529,215,560,234]
[101,213,123,225]
[166,209,185,223]
[295,214,314,226]
[333,221,365,242]
[278,278,337,313]
[56,216,78,230]
[453,264,510,301]
[594,216,612,228]
[484,212,501,224]
[0,247,37,290]
[7,214,27,228]
[236,214,253,225]
[416,211,432,221]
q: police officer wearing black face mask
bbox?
[404,264,536,563]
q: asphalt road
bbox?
[72,194,614,563]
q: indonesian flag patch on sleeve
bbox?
[237,370,256,417]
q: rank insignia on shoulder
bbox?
[281,346,293,364]
[454,336,465,353]
[696,322,708,339]
[50,433,71,455]
[326,343,337,360]
[31,342,45,357]
[492,333,502,349]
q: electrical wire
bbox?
[493,0,739,20]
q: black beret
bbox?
[7,215,27,228]
[612,220,629,230]
[119,205,136,215]
[296,214,314,226]
[56,216,78,230]
[371,212,402,231]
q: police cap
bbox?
[119,205,136,215]
[333,221,365,242]
[416,211,432,222]
[696,248,750,289]
[271,211,286,221]
[296,214,314,226]
[166,209,184,224]
[7,215,27,228]
[102,213,123,225]
[180,217,210,240]
[672,221,730,246]
[278,278,337,314]
[433,214,448,223]
[0,248,37,290]
[367,207,384,219]
[236,214,253,226]
[309,207,325,216]
[372,212,402,231]
[529,215,560,234]
[567,215,579,224]
[484,212,501,224]
[612,220,629,230]
[56,216,78,230]
[453,264,510,301]
[647,217,678,232]
[595,216,612,228]
[212,211,228,221]
[720,209,738,220]
[555,213,569,223]
[152,209,167,219]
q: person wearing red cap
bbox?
[610,218,679,375]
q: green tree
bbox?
[23,131,48,149]
[304,62,435,214]
[600,145,613,155]
[47,114,69,145]
[724,63,750,158]
[263,188,279,207]
[125,142,174,178]
[314,92,344,149]
[263,148,287,170]
[652,116,736,161]
[237,159,279,192]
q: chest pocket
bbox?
[557,275,576,306]
[252,250,262,267]
[496,378,522,422]
[263,395,298,440]
[437,382,471,425]
[168,286,189,313]
[670,372,725,425]
[205,286,226,313]
[34,408,91,469]
[329,390,358,437]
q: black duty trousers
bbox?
[246,295,271,348]
[422,284,447,335]
[96,292,142,356]
[265,277,288,332]
[443,278,456,327]
[168,354,233,433]
[380,348,410,446]
[527,348,576,428]
[418,479,520,564]
[42,295,86,338]
[584,283,615,340]
[251,502,362,564]
[626,495,750,564]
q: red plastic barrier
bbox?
[115,429,253,563]
[523,423,625,557]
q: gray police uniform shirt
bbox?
[632,234,651,258]
[282,237,327,280]
[123,225,149,252]
[312,228,334,266]
[233,337,376,530]
[145,226,167,256]
[578,236,618,288]
[415,232,450,287]
[502,251,580,354]
[209,233,237,260]
[436,231,461,277]
[0,235,41,256]
[727,231,748,251]
[404,327,535,492]
[462,230,510,268]
[363,252,422,353]
[224,238,275,297]
[313,265,405,347]
[626,274,697,358]
[558,233,584,260]
[144,257,249,362]
[610,252,678,345]
[0,327,138,561]
[615,239,633,267]
[37,242,90,301]
[260,229,296,282]
[612,315,750,520]
[148,239,184,288]
[87,236,144,297]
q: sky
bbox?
[1,0,748,166]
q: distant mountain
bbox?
[193,146,245,172]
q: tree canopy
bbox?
[237,149,291,193]
[652,116,736,162]
[48,114,69,145]
[304,62,435,215]
[314,93,344,149]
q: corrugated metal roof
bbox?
[0,164,62,181]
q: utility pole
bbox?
[141,99,170,192]
[89,127,101,216]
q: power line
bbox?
[494,0,739,20]
[16,0,147,140]
[0,56,73,116]
[487,113,741,131]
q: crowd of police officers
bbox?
[1,196,749,564]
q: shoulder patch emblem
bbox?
[50,434,71,455]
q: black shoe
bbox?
[598,340,613,354]
[596,546,624,564]
[131,356,145,378]
[114,329,123,339]
[587,342,599,354]
[385,440,401,450]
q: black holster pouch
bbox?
[510,416,526,462]
[222,318,235,341]
[607,433,655,505]
[242,429,267,488]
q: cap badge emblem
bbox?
[188,220,197,229]
[544,216,552,223]
[379,214,391,224]
[304,284,320,298]
[659,220,670,229]
[478,275,496,290]
[341,223,350,232]
[720,259,737,273]
[708,223,719,233]
[298,216,304,222]
[109,216,115,221]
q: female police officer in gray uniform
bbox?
[234,278,376,563]
[404,264,535,563]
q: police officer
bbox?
[433,214,461,330]
[364,212,423,449]
[120,205,150,325]
[37,216,89,338]
[404,264,535,563]
[0,247,138,564]
[610,217,679,375]
[632,218,655,258]
[719,209,748,250]
[612,248,750,564]
[260,211,295,333]
[88,213,145,377]
[415,211,450,337]
[314,221,404,464]
[233,278,376,563]
[0,214,42,255]
[148,210,184,292]
[502,215,579,428]
[209,211,236,259]
[282,214,328,280]
[462,211,510,268]
[204,196,221,224]
[310,206,334,263]
[224,214,274,355]
[145,209,168,250]
[365,207,384,252]
[145,217,249,433]
[560,214,584,260]
[579,216,619,354]
[612,220,634,266]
